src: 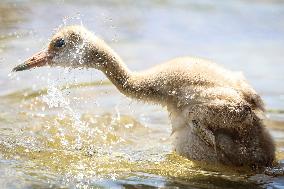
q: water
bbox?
[0,0,284,188]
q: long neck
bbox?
[89,40,162,102]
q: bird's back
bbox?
[140,57,264,111]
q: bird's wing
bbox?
[191,119,216,148]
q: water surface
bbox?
[0,0,284,188]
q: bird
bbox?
[12,25,275,168]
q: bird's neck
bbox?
[89,40,161,102]
[101,53,133,97]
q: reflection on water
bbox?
[0,0,284,188]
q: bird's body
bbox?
[12,25,275,168]
[125,57,274,167]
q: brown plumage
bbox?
[12,25,275,168]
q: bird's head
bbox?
[12,25,106,72]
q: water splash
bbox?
[61,12,84,29]
[8,71,21,83]
[42,78,88,148]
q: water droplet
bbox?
[8,72,17,79]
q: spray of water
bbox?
[42,73,90,148]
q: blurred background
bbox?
[0,0,284,188]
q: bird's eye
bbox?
[54,38,65,48]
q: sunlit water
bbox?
[0,0,284,188]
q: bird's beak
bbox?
[12,50,50,72]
